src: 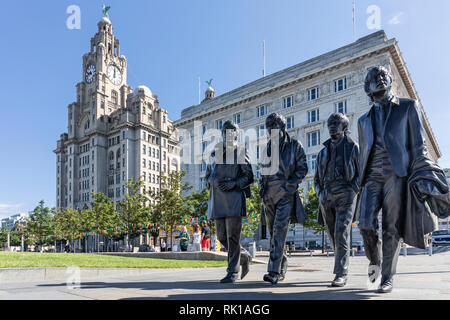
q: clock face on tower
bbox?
[107,64,122,85]
[85,64,96,84]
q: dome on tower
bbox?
[101,17,111,24]
[133,85,152,97]
[204,86,215,101]
[97,42,105,48]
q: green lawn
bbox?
[0,252,227,269]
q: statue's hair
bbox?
[364,66,392,100]
[221,120,239,132]
[265,113,286,130]
[327,113,350,136]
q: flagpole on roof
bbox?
[198,76,201,104]
[263,40,266,77]
[353,0,356,42]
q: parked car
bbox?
[432,230,450,246]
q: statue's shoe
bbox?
[331,275,347,287]
[220,273,237,284]
[377,279,393,293]
[263,272,280,285]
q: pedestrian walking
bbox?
[193,225,202,251]
[178,226,190,252]
[201,221,211,251]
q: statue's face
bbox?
[266,121,284,138]
[368,69,392,102]
[222,128,237,144]
[328,119,345,142]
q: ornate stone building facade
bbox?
[54,17,179,211]
[176,31,441,194]
[175,31,442,248]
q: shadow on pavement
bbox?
[37,278,378,300]
[118,287,376,300]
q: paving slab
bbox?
[0,251,448,300]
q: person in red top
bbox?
[201,220,211,251]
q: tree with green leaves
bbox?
[26,200,54,249]
[119,177,151,250]
[0,227,21,249]
[302,185,327,252]
[53,207,82,252]
[188,188,215,233]
[88,192,121,252]
[149,171,194,250]
[242,183,263,239]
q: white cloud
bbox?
[0,203,24,218]
[389,12,405,25]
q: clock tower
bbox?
[77,17,130,134]
[55,14,180,214]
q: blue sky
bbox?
[0,0,449,217]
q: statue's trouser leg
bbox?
[380,174,405,282]
[359,174,405,281]
[265,195,292,274]
[358,179,383,266]
[323,190,354,276]
[215,217,242,275]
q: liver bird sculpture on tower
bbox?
[102,4,111,18]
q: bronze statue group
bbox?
[205,67,450,293]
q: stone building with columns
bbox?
[54,17,180,212]
[175,31,442,248]
[176,30,440,193]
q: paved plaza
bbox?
[0,250,449,300]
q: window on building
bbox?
[201,160,207,172]
[215,119,223,130]
[101,101,105,109]
[334,100,348,114]
[286,116,295,129]
[308,154,318,172]
[233,113,241,124]
[143,145,146,154]
[307,131,320,147]
[202,125,207,135]
[257,125,265,138]
[202,142,207,153]
[334,78,347,92]
[163,164,166,172]
[143,106,146,114]
[283,95,294,108]
[308,109,320,123]
[143,159,146,168]
[257,105,267,118]
[201,178,207,190]
[308,87,319,101]
[111,91,118,104]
